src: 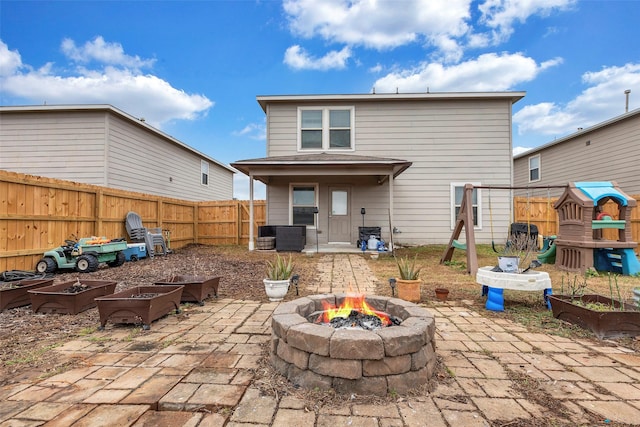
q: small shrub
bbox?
[395,255,422,280]
[265,254,294,280]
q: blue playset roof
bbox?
[574,181,628,206]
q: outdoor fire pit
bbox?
[271,293,437,396]
[28,279,117,314]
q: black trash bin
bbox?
[357,226,382,248]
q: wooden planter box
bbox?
[0,278,54,311]
[154,275,220,304]
[549,294,640,339]
[95,285,184,330]
[28,280,117,314]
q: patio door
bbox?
[328,187,351,243]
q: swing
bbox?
[489,187,537,253]
[488,187,511,253]
[442,183,567,276]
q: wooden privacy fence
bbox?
[514,196,640,242]
[0,170,265,271]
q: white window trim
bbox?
[450,182,482,230]
[297,106,355,152]
[528,154,541,183]
[289,182,319,229]
[201,160,209,186]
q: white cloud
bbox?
[478,0,576,44]
[0,38,212,128]
[232,122,266,140]
[284,0,471,51]
[284,45,351,70]
[233,174,266,200]
[283,0,574,64]
[0,40,22,76]
[373,52,562,92]
[513,146,532,156]
[61,36,155,70]
[368,63,383,73]
[514,63,640,136]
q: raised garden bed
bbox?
[549,294,640,339]
[95,285,184,330]
[154,275,220,305]
[0,278,54,311]
[28,280,117,314]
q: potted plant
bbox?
[548,274,640,339]
[395,255,422,302]
[264,253,294,302]
[434,287,449,301]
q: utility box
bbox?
[123,243,147,261]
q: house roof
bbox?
[231,152,412,184]
[0,104,236,174]
[514,108,640,160]
[256,91,526,112]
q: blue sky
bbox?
[1,0,638,199]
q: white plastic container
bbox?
[368,236,379,250]
[498,256,520,273]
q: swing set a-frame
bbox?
[440,183,566,275]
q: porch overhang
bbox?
[230,152,412,184]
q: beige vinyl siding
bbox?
[107,114,232,201]
[266,98,514,245]
[0,111,107,184]
[0,107,234,202]
[514,112,640,197]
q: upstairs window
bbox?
[299,107,354,151]
[329,110,351,148]
[301,110,323,149]
[529,155,540,182]
[201,160,209,186]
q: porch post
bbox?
[249,174,255,251]
[388,172,394,251]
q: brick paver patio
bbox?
[1,254,639,426]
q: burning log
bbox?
[312,293,402,330]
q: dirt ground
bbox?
[1,243,639,390]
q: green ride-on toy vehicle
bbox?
[35,237,129,274]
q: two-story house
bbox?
[232,92,525,250]
[0,104,235,201]
[514,108,640,197]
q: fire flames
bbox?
[317,294,392,326]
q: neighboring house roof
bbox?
[231,152,412,184]
[0,104,236,174]
[514,108,640,160]
[256,91,526,112]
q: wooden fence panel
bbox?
[514,195,640,243]
[0,170,265,272]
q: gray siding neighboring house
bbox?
[0,105,234,201]
[232,92,524,248]
[514,108,640,197]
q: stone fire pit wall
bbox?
[271,294,437,396]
